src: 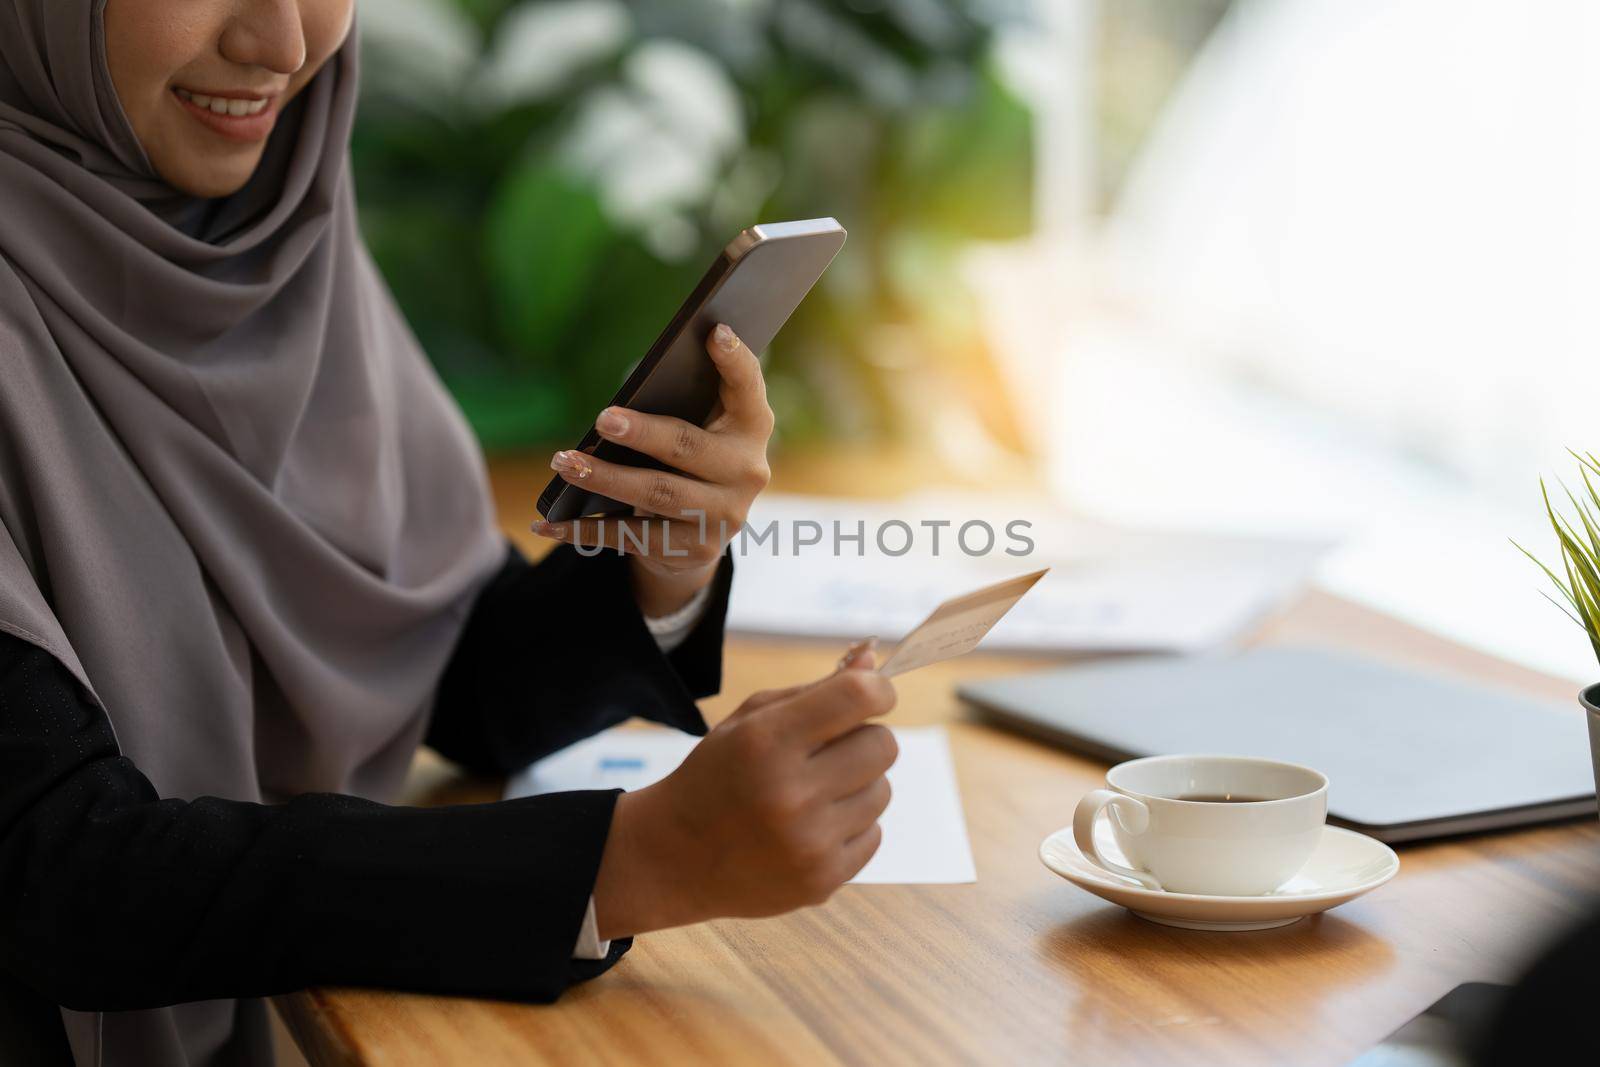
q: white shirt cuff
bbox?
[572,894,611,960]
[643,581,713,654]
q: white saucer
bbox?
[1039,822,1399,931]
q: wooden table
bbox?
[276,581,1599,1066]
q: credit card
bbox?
[876,569,1050,678]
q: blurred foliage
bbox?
[353,0,1034,451]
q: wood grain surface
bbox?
[275,583,1600,1067]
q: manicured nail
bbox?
[596,408,629,437]
[532,520,567,540]
[836,636,879,671]
[713,323,737,354]
[550,450,592,479]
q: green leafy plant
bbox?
[354,0,1034,451]
[1516,450,1600,670]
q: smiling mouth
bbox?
[174,87,271,117]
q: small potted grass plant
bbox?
[1516,449,1600,815]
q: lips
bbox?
[171,86,280,143]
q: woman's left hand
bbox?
[532,323,773,617]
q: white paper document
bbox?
[504,724,976,885]
[724,492,1327,653]
[506,728,698,796]
[852,726,976,884]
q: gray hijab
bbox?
[0,2,504,1064]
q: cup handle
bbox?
[1072,788,1161,890]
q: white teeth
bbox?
[174,88,269,117]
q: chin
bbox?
[155,151,265,200]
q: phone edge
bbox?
[537,218,847,521]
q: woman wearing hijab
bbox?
[0,3,899,1065]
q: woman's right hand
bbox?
[593,643,897,939]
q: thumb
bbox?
[725,637,880,724]
[728,681,809,721]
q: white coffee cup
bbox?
[1072,755,1328,896]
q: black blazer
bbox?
[0,542,731,1062]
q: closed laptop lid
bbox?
[959,646,1595,841]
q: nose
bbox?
[218,0,308,77]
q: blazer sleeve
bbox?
[0,634,629,1013]
[425,542,734,776]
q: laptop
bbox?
[958,645,1596,843]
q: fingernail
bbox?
[532,520,567,540]
[596,408,629,437]
[713,323,737,354]
[836,636,879,671]
[550,450,592,479]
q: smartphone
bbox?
[537,218,848,522]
